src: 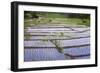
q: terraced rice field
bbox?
[24,24,90,62]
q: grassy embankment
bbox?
[24,13,90,28]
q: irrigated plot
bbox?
[24,24,90,61]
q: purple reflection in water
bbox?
[24,46,90,62]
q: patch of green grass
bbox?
[24,17,90,28]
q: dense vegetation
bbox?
[24,11,90,28]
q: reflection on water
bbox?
[24,26,90,62]
[24,46,90,62]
